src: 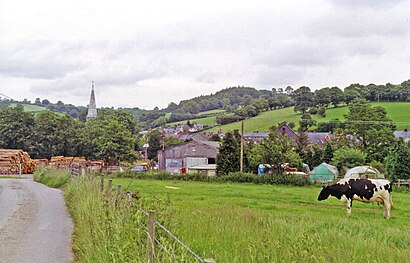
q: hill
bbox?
[9,103,47,112]
[205,102,410,132]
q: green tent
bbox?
[309,162,339,183]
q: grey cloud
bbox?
[330,0,407,8]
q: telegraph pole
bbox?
[240,120,244,173]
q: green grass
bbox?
[33,166,70,188]
[9,103,47,112]
[207,102,410,132]
[166,115,218,127]
[110,178,410,263]
[64,176,190,262]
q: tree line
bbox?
[0,105,138,163]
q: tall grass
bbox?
[64,176,193,262]
[33,166,70,188]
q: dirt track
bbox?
[0,177,73,262]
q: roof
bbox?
[307,132,333,144]
[344,166,384,179]
[310,162,339,176]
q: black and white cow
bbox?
[317,178,393,219]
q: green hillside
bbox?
[207,102,410,132]
[9,103,47,112]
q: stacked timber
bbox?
[0,149,35,174]
[50,156,74,169]
[86,160,104,171]
[71,157,86,168]
[32,159,49,167]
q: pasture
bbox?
[111,178,410,262]
[9,103,47,112]
[206,102,410,132]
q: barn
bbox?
[157,141,220,174]
[309,162,339,183]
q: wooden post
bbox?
[107,179,113,194]
[204,259,217,263]
[408,179,410,190]
[100,176,104,192]
[117,185,122,196]
[147,210,155,263]
[19,163,22,176]
[398,179,401,187]
[126,191,131,206]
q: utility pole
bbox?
[240,120,244,173]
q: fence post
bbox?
[408,179,410,190]
[107,179,113,194]
[19,163,22,176]
[100,176,104,192]
[147,210,155,263]
[126,191,131,206]
[117,185,122,196]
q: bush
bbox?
[216,115,245,125]
[112,171,311,186]
[332,147,367,171]
[33,166,70,188]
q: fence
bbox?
[394,179,410,189]
[99,176,216,263]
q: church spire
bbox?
[86,81,97,120]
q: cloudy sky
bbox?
[1,0,409,109]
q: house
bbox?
[278,123,333,147]
[243,132,269,143]
[157,140,220,174]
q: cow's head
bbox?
[318,186,331,201]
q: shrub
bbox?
[33,166,70,188]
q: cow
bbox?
[317,178,393,219]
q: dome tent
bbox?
[344,166,384,179]
[309,162,339,183]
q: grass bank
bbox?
[33,166,70,188]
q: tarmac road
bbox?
[0,177,73,263]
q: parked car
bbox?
[132,165,147,173]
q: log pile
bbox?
[86,160,104,170]
[0,149,35,174]
[32,159,49,167]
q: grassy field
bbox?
[9,103,47,112]
[206,102,410,132]
[197,109,225,116]
[110,178,410,262]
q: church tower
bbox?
[86,82,97,120]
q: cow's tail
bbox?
[390,192,394,209]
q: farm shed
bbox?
[309,162,339,183]
[344,166,384,179]
[157,141,220,174]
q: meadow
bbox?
[9,103,47,112]
[110,178,410,263]
[207,102,410,132]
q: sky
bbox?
[1,0,409,109]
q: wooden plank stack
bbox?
[32,159,49,167]
[0,149,35,174]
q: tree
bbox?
[332,147,367,171]
[385,139,410,181]
[147,130,163,161]
[344,99,395,161]
[293,86,314,113]
[322,143,334,164]
[216,131,240,175]
[299,113,317,131]
[329,87,344,107]
[248,132,302,174]
[0,105,35,150]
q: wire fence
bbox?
[96,175,216,263]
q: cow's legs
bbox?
[383,198,391,219]
[346,199,352,216]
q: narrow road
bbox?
[0,177,73,263]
